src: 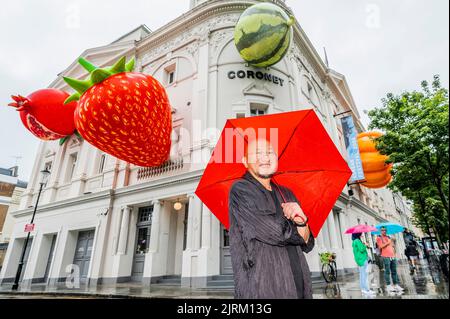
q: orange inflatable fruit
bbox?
[357,131,392,189]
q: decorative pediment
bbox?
[242,83,274,99]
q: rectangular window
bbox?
[98,154,106,174]
[43,161,52,186]
[164,64,176,85]
[66,153,78,182]
[250,103,268,117]
[135,227,150,255]
[44,161,52,172]
[168,71,175,84]
[138,206,153,224]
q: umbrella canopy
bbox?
[345,224,378,234]
[372,222,405,235]
[195,110,352,236]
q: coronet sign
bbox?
[227,70,285,87]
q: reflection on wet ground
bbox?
[0,259,447,299]
[315,260,449,299]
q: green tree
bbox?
[368,75,449,240]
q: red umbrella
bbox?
[345,225,378,234]
[195,110,352,236]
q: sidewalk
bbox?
[0,260,448,299]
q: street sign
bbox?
[24,224,35,233]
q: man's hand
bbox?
[281,202,308,224]
[281,202,311,244]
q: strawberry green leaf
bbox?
[91,69,113,84]
[109,56,126,74]
[59,136,69,146]
[63,55,136,102]
[79,58,98,72]
[125,58,136,72]
[63,77,91,94]
[64,93,81,105]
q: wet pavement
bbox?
[314,260,449,299]
[0,259,448,299]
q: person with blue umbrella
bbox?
[374,223,405,293]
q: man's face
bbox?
[381,228,387,235]
[243,139,279,179]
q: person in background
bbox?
[376,227,404,293]
[374,239,384,272]
[352,233,376,296]
[405,241,420,272]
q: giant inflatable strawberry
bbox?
[8,89,77,141]
[63,56,172,167]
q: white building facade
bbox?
[0,167,28,269]
[1,0,412,289]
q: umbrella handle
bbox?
[272,181,288,203]
[272,179,307,222]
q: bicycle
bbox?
[324,282,341,299]
[320,252,338,283]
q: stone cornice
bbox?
[11,190,113,218]
[114,169,204,198]
[11,169,205,218]
[339,193,386,222]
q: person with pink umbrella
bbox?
[346,225,378,296]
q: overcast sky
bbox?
[0,0,448,182]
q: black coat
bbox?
[229,172,315,299]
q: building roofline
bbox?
[110,24,152,44]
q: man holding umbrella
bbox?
[376,226,404,293]
[229,138,315,299]
[196,110,352,299]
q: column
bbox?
[201,204,211,249]
[327,211,344,275]
[181,194,203,287]
[149,200,162,252]
[196,204,220,286]
[340,207,357,271]
[111,206,136,282]
[327,211,340,250]
[306,222,325,275]
[142,200,163,285]
[185,194,202,251]
[190,38,210,170]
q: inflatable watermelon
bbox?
[234,3,295,68]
